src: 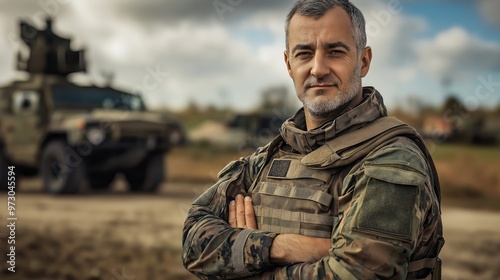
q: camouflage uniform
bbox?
[182,87,444,279]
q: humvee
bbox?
[0,18,184,194]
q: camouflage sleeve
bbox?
[182,145,279,279]
[246,140,436,279]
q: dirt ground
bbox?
[1,178,500,280]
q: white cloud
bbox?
[0,0,293,111]
[243,10,287,37]
[1,0,498,112]
[356,1,500,109]
[0,0,434,110]
[415,27,500,80]
[358,1,430,108]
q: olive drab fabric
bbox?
[249,116,433,236]
[182,87,444,280]
[251,116,444,279]
[250,151,336,238]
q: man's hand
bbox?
[229,194,257,229]
[228,194,331,263]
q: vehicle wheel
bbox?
[41,141,88,194]
[89,172,116,190]
[0,151,9,191]
[124,153,164,192]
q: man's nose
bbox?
[310,55,330,78]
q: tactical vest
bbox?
[249,116,444,280]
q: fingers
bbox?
[229,195,257,229]
[235,195,246,228]
[229,200,236,227]
[244,196,257,229]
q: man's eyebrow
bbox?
[325,42,350,51]
[291,42,351,54]
[291,44,313,54]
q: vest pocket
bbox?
[252,182,334,238]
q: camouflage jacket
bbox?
[182,87,443,279]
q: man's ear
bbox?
[284,50,292,78]
[360,46,372,78]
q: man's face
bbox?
[285,7,371,118]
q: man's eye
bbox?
[329,49,344,55]
[296,52,311,58]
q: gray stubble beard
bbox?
[299,65,362,118]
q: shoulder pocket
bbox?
[354,164,424,242]
[355,178,418,241]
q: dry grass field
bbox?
[430,144,500,210]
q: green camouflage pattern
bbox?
[182,144,278,279]
[182,87,443,279]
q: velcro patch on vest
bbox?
[268,159,291,178]
[356,177,417,240]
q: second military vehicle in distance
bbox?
[0,18,185,194]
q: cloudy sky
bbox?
[0,0,499,112]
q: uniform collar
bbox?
[280,87,388,154]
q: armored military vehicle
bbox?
[0,18,184,194]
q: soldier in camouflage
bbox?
[182,0,444,279]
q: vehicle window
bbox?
[51,85,145,111]
[12,90,40,114]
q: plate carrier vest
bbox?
[249,116,444,280]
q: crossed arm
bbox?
[183,144,428,279]
[228,195,331,264]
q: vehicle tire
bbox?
[0,151,9,192]
[124,153,164,192]
[41,141,88,194]
[89,172,116,190]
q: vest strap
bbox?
[257,183,332,207]
[408,257,437,272]
[302,117,415,168]
[254,206,334,226]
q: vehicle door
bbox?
[3,89,43,166]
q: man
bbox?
[182,0,444,279]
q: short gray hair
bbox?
[285,0,367,53]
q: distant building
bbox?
[461,117,500,145]
[421,116,455,141]
[482,118,500,144]
[421,115,500,145]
